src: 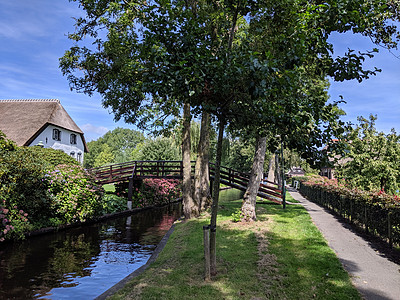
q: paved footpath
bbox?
[288,188,400,300]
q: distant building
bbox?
[319,139,351,180]
[286,167,305,178]
[0,99,88,163]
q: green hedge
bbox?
[295,176,400,247]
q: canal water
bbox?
[0,189,243,299]
[0,202,182,299]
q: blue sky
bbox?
[0,1,399,141]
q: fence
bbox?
[299,182,400,247]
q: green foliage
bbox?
[100,194,127,214]
[133,137,180,161]
[231,208,242,223]
[125,179,182,208]
[0,196,31,241]
[334,115,400,194]
[24,146,80,169]
[93,144,115,167]
[0,147,53,226]
[0,130,17,152]
[222,137,255,172]
[301,175,400,246]
[84,127,145,168]
[44,164,104,223]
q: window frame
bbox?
[70,133,77,145]
[52,129,61,141]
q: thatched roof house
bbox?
[0,99,88,162]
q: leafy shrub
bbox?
[0,130,17,152]
[44,164,104,223]
[100,194,127,214]
[130,178,182,208]
[0,145,80,228]
[231,208,242,223]
[300,175,400,246]
[0,147,53,226]
[24,146,80,169]
[0,196,31,241]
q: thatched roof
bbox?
[0,99,88,152]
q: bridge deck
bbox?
[88,160,283,204]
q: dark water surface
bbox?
[0,202,182,299]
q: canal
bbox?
[0,189,243,299]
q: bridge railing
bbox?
[209,163,283,200]
[88,160,196,184]
[89,160,283,202]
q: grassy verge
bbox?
[110,194,360,300]
[285,191,299,203]
[103,183,116,193]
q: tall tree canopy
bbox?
[61,0,400,276]
[335,115,400,194]
[84,127,145,168]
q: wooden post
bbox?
[203,225,211,281]
[364,204,369,233]
[180,161,183,178]
[350,199,353,224]
[109,165,113,180]
[388,211,392,248]
[127,177,133,209]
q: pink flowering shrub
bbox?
[299,175,400,207]
[44,164,104,224]
[0,197,30,241]
[131,178,182,208]
[296,175,400,246]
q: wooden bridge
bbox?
[88,160,284,204]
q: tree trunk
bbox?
[275,153,282,187]
[209,118,225,277]
[194,112,211,212]
[200,113,211,211]
[241,136,267,221]
[182,102,197,219]
[267,155,275,183]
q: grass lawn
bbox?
[110,191,360,300]
[103,183,116,193]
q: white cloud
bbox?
[81,123,109,135]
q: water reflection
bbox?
[0,202,182,299]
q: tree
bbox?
[84,128,145,168]
[61,0,400,276]
[94,144,115,167]
[132,137,180,161]
[241,135,267,221]
[336,115,400,194]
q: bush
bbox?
[24,146,80,169]
[130,178,182,208]
[44,164,104,223]
[0,130,17,152]
[100,194,127,214]
[0,196,31,241]
[0,147,53,226]
[299,175,400,247]
[0,144,80,228]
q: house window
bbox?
[70,151,75,158]
[77,152,82,163]
[53,129,61,141]
[70,133,77,145]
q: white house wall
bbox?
[30,124,85,163]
